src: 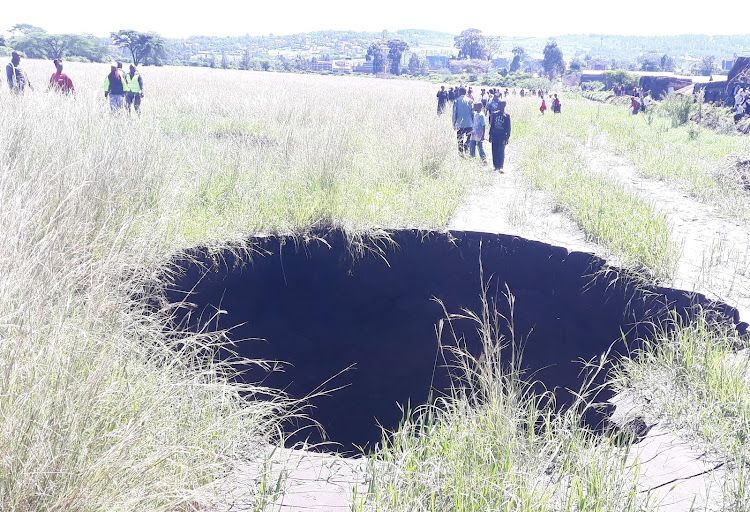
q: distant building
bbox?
[309,60,333,72]
[353,61,374,73]
[588,59,608,70]
[426,56,448,70]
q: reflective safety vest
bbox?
[125,73,141,93]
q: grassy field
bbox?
[1,60,748,511]
[0,61,484,511]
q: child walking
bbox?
[469,102,487,162]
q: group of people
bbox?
[538,94,561,115]
[629,87,651,115]
[449,86,512,172]
[5,51,145,113]
[437,84,564,172]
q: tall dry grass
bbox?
[0,60,481,510]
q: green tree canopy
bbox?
[408,53,424,75]
[570,57,584,71]
[10,24,45,36]
[111,30,167,66]
[700,55,715,76]
[641,57,660,72]
[10,32,108,61]
[542,40,565,79]
[510,46,526,72]
[366,42,385,74]
[387,39,409,75]
[661,54,676,72]
[454,28,488,60]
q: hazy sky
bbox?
[4,0,749,39]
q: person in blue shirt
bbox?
[452,86,474,155]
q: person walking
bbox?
[124,64,144,114]
[489,100,511,172]
[539,96,547,115]
[6,51,32,93]
[49,59,75,94]
[437,85,448,115]
[468,101,487,162]
[104,62,127,112]
[452,86,474,155]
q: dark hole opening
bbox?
[165,229,741,454]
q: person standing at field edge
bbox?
[49,59,75,94]
[6,51,32,93]
[452,86,474,155]
[125,64,144,114]
[488,100,511,172]
[104,62,127,112]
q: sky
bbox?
[3,0,750,39]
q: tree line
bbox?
[1,24,566,79]
[1,24,168,66]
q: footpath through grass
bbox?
[510,99,678,280]
[559,94,749,221]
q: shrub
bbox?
[657,94,693,127]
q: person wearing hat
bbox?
[124,64,144,114]
[104,62,127,112]
[49,59,75,95]
[6,51,32,93]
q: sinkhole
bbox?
[165,229,742,453]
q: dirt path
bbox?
[447,132,748,512]
[213,446,369,512]
[582,130,750,321]
[448,145,608,257]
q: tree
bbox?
[454,28,488,60]
[408,53,424,75]
[542,40,565,79]
[209,52,216,68]
[241,49,251,70]
[10,32,107,61]
[700,55,715,76]
[221,51,228,69]
[640,57,661,72]
[111,30,167,66]
[10,24,45,36]
[661,54,676,72]
[510,46,526,72]
[366,42,385,74]
[0,35,6,47]
[570,57,584,71]
[387,39,409,75]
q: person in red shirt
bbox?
[49,59,75,95]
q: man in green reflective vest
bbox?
[124,64,144,114]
